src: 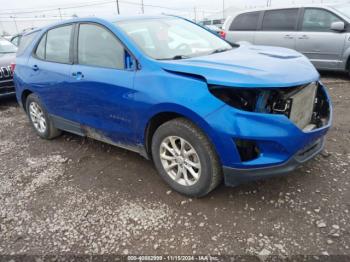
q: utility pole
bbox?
[58,8,62,20]
[141,0,144,14]
[116,0,120,14]
[222,0,225,19]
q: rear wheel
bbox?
[26,94,61,139]
[151,118,222,197]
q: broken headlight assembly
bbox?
[209,82,330,131]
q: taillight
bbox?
[219,31,226,39]
[10,62,16,74]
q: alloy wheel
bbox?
[159,136,201,186]
[29,102,47,133]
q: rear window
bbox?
[34,25,73,64]
[262,9,299,31]
[229,12,260,31]
[17,31,38,56]
[45,25,72,63]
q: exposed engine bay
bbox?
[210,82,330,131]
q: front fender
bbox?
[140,103,228,163]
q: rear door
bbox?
[69,23,137,145]
[226,11,261,44]
[26,24,76,121]
[255,8,300,49]
[296,8,347,70]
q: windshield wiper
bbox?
[209,48,231,55]
[157,55,192,60]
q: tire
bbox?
[26,94,61,139]
[151,118,222,197]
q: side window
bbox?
[262,9,299,31]
[17,31,38,56]
[302,9,342,32]
[230,12,260,31]
[35,34,46,60]
[45,25,73,63]
[78,24,125,69]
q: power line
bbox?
[0,0,115,16]
[0,0,195,16]
[0,0,219,21]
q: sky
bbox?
[0,0,348,34]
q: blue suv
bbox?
[14,16,332,197]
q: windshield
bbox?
[333,4,350,19]
[115,17,232,60]
[0,39,17,53]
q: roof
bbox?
[232,3,342,14]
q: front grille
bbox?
[0,79,14,95]
[0,66,13,81]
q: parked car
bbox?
[224,4,350,73]
[10,28,37,47]
[10,34,22,46]
[0,38,17,97]
[205,25,226,39]
[1,35,12,41]
[199,19,225,29]
[14,16,331,197]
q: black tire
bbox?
[151,118,222,197]
[26,94,61,139]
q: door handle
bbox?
[299,35,309,39]
[284,35,294,39]
[32,65,39,71]
[72,71,84,80]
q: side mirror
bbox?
[331,21,345,32]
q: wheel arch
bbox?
[346,55,350,71]
[21,89,33,112]
[342,46,350,71]
[143,105,221,162]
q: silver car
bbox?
[224,4,350,73]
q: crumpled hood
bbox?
[158,45,319,88]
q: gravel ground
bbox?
[0,73,349,258]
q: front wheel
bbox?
[151,118,222,197]
[26,94,61,139]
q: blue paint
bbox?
[14,15,332,184]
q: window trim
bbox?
[32,23,75,65]
[261,8,301,32]
[34,33,47,60]
[74,22,138,71]
[298,7,348,32]
[229,11,262,31]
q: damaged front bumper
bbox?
[223,137,324,186]
[205,81,332,186]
